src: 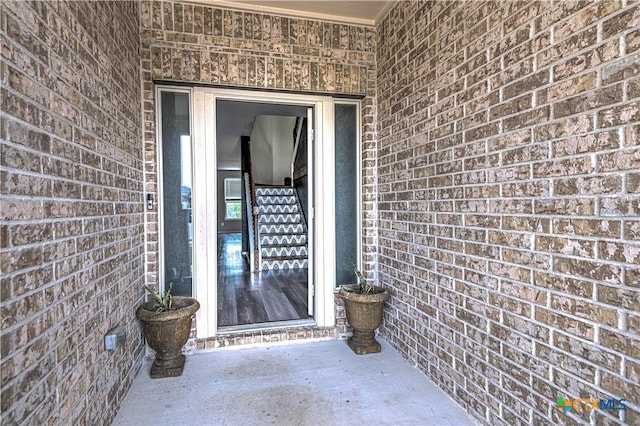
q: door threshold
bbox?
[217,318,315,334]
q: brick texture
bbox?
[4,0,639,424]
[377,1,639,425]
[1,1,144,424]
[139,0,377,341]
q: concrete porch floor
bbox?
[113,339,476,426]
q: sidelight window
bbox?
[159,89,193,297]
[334,102,361,286]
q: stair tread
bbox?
[258,215,300,218]
[257,206,297,209]
[261,238,307,241]
[259,225,305,228]
[261,233,306,237]
[261,242,307,246]
[261,250,307,254]
[260,232,306,236]
[258,221,302,225]
[262,255,308,261]
[258,211,298,214]
[259,220,303,223]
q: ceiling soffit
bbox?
[197,0,395,26]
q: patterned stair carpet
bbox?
[255,186,308,270]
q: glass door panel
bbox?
[159,90,193,297]
[334,102,360,285]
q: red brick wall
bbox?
[376,1,639,424]
[1,1,144,424]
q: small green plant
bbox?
[144,282,173,313]
[342,264,375,294]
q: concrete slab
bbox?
[113,339,476,426]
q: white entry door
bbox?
[190,88,337,338]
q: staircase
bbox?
[256,186,308,270]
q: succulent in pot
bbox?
[339,265,389,354]
[136,283,200,378]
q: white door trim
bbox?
[306,107,314,317]
[312,100,336,329]
[191,88,336,338]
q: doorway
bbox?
[215,100,312,329]
[157,87,358,339]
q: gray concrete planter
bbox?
[136,296,200,378]
[339,285,389,355]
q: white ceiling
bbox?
[202,0,394,25]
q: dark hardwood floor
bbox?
[217,233,311,327]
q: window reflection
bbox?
[160,91,193,297]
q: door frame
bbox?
[191,88,337,338]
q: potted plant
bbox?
[339,265,389,354]
[136,283,200,378]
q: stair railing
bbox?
[243,173,255,271]
[242,140,261,272]
[290,117,304,185]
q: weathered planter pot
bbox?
[136,296,200,378]
[339,285,389,355]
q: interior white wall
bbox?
[250,115,297,185]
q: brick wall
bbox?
[140,0,377,341]
[376,1,639,425]
[1,1,144,424]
